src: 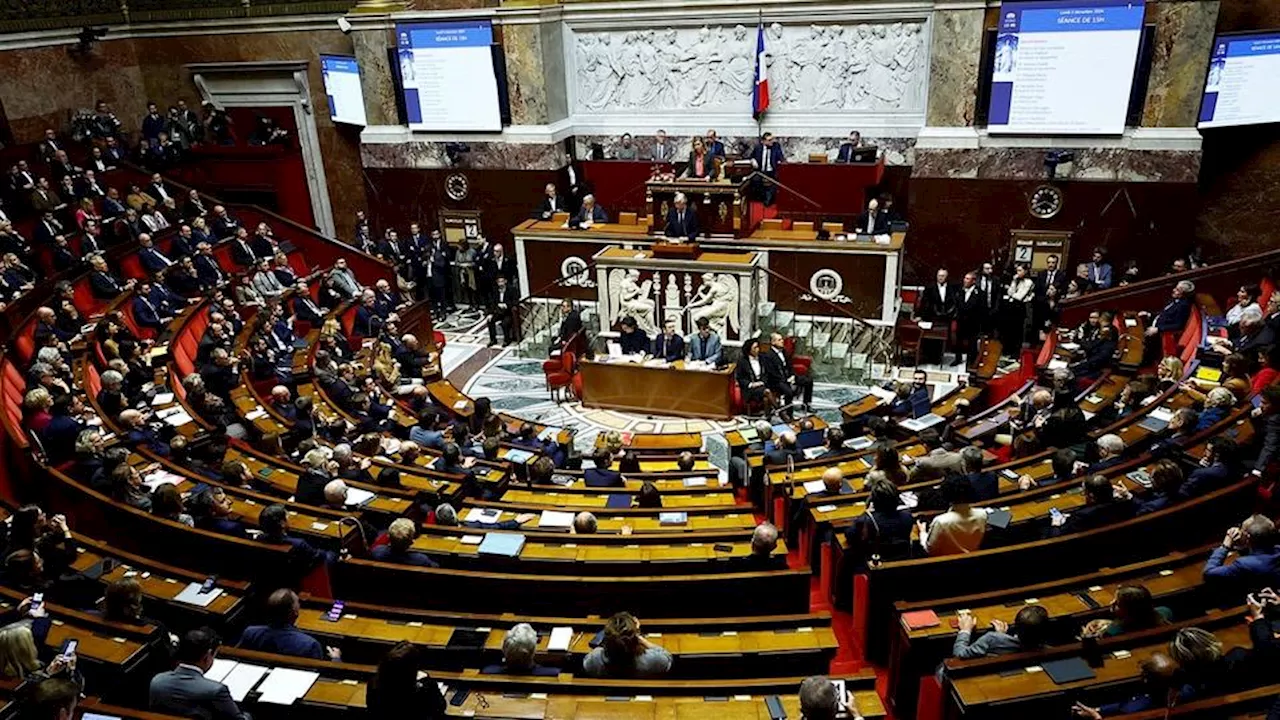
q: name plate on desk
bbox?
[651,242,700,259]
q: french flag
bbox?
[752,21,769,119]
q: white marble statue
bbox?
[571,20,927,114]
[685,272,739,337]
[609,268,658,335]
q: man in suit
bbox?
[376,229,404,266]
[371,518,439,567]
[917,268,958,324]
[88,255,132,298]
[975,261,1002,333]
[102,187,128,220]
[1203,514,1280,592]
[652,319,685,362]
[763,431,800,467]
[905,428,963,482]
[141,102,167,142]
[704,129,726,158]
[1181,437,1235,499]
[488,275,518,346]
[890,370,932,418]
[49,150,78,183]
[650,129,675,163]
[1072,324,1118,379]
[1144,280,1195,349]
[573,194,608,227]
[79,170,106,200]
[584,449,625,487]
[425,230,453,317]
[147,172,174,206]
[150,627,251,720]
[835,130,863,163]
[33,212,64,246]
[763,332,814,408]
[535,183,566,220]
[686,317,722,364]
[663,193,699,241]
[550,299,582,354]
[617,316,649,355]
[132,281,173,330]
[854,197,890,235]
[954,272,986,366]
[193,243,226,287]
[750,133,784,206]
[1037,254,1068,298]
[30,177,64,213]
[484,243,518,289]
[353,290,383,338]
[137,233,173,274]
[249,223,277,261]
[1044,474,1135,537]
[1086,248,1113,290]
[38,128,63,163]
[239,589,340,660]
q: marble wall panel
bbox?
[574,133,916,166]
[362,140,569,170]
[914,147,1201,184]
[503,23,551,127]
[925,8,984,128]
[1141,0,1220,128]
[351,27,400,128]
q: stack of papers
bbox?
[802,447,825,460]
[464,508,502,525]
[160,410,194,427]
[452,400,469,411]
[802,480,827,494]
[547,626,574,651]
[900,414,945,432]
[1059,342,1080,352]
[682,477,708,488]
[537,510,575,529]
[244,407,268,421]
[1147,407,1174,423]
[537,427,561,442]
[174,582,223,607]
[150,392,175,406]
[867,386,898,403]
[142,470,184,491]
[916,321,933,330]
[1047,358,1069,370]
[658,512,688,525]
[257,667,320,705]
[503,448,535,463]
[844,436,874,451]
[222,663,269,701]
[204,658,238,683]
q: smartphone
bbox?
[199,576,218,595]
[29,593,44,614]
[60,638,78,657]
[323,600,345,622]
[764,695,787,720]
[713,544,733,553]
[449,687,471,707]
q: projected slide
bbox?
[1199,31,1280,128]
[320,55,368,127]
[988,0,1146,135]
[396,20,502,132]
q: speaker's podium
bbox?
[646,178,749,239]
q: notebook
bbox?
[1138,416,1168,433]
[1042,656,1097,684]
[659,512,688,525]
[477,532,526,557]
[985,509,1013,530]
[901,610,940,630]
[537,510,575,529]
[606,493,633,509]
[547,626,574,651]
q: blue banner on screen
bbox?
[1198,31,1280,129]
[396,20,502,132]
[320,55,367,127]
[988,0,1146,135]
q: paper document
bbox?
[223,663,269,702]
[244,408,268,421]
[802,447,825,460]
[547,626,574,651]
[344,487,377,507]
[682,477,708,488]
[1047,359,1069,370]
[142,471,184,491]
[150,392,175,406]
[1148,407,1174,423]
[477,532,526,557]
[916,321,933,330]
[1059,342,1079,351]
[503,448,534,463]
[204,658,238,683]
[607,341,623,356]
[464,508,501,525]
[802,480,827,494]
[537,427,561,442]
[453,400,468,411]
[174,582,223,607]
[459,535,483,545]
[844,436,874,451]
[867,386,898,403]
[538,510,575,529]
[161,411,194,427]
[256,667,320,705]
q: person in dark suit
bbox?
[1181,437,1235,499]
[763,332,813,408]
[1037,254,1068,298]
[480,623,562,676]
[292,281,325,326]
[1072,324,1118,379]
[617,316,649,355]
[735,339,775,412]
[573,194,608,226]
[535,183,566,220]
[959,446,998,501]
[141,103,167,142]
[749,133,784,205]
[1203,514,1280,592]
[149,627,251,720]
[367,642,448,717]
[370,518,439,567]
[954,272,985,366]
[193,244,226,287]
[584,449,625,488]
[917,268,958,323]
[1044,474,1135,538]
[228,228,256,269]
[353,292,383,338]
[835,130,864,162]
[550,299,582,354]
[131,283,171,331]
[38,128,63,163]
[652,319,685,362]
[1086,248,1113,289]
[663,193,699,241]
[890,370,932,419]
[137,234,173,274]
[88,256,131,299]
[763,430,799,467]
[238,588,340,660]
[854,197,890,235]
[425,231,453,317]
[487,275,518,346]
[482,243,518,291]
[704,129,726,158]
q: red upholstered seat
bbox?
[14,322,36,365]
[543,351,575,402]
[783,336,812,376]
[432,330,447,352]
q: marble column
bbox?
[925,7,985,127]
[502,23,551,126]
[350,26,400,128]
[1141,0,1220,128]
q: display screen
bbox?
[987,0,1146,135]
[320,55,368,127]
[395,20,502,132]
[1198,30,1280,129]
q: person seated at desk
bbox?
[572,194,608,228]
[952,605,1050,659]
[617,316,649,355]
[434,503,534,531]
[680,138,714,180]
[481,623,560,676]
[835,130,864,163]
[585,448,625,488]
[704,129,725,158]
[535,182,565,220]
[614,133,637,160]
[686,317,721,364]
[652,319,685,362]
[1044,474,1135,538]
[663,192,699,241]
[582,611,673,678]
[367,642,447,718]
[854,197,890,235]
[239,588,341,661]
[890,370,932,419]
[370,518,438,568]
[650,129,675,163]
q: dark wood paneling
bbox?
[521,237,606,300]
[362,168,561,252]
[767,250,887,319]
[905,178,1199,286]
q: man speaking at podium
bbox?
[664,193,699,242]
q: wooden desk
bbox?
[579,360,734,419]
[646,177,750,237]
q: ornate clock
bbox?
[445,173,469,201]
[1028,184,1064,219]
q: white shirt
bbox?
[936,283,947,302]
[748,356,762,379]
[923,505,987,556]
[963,286,975,304]
[865,211,876,233]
